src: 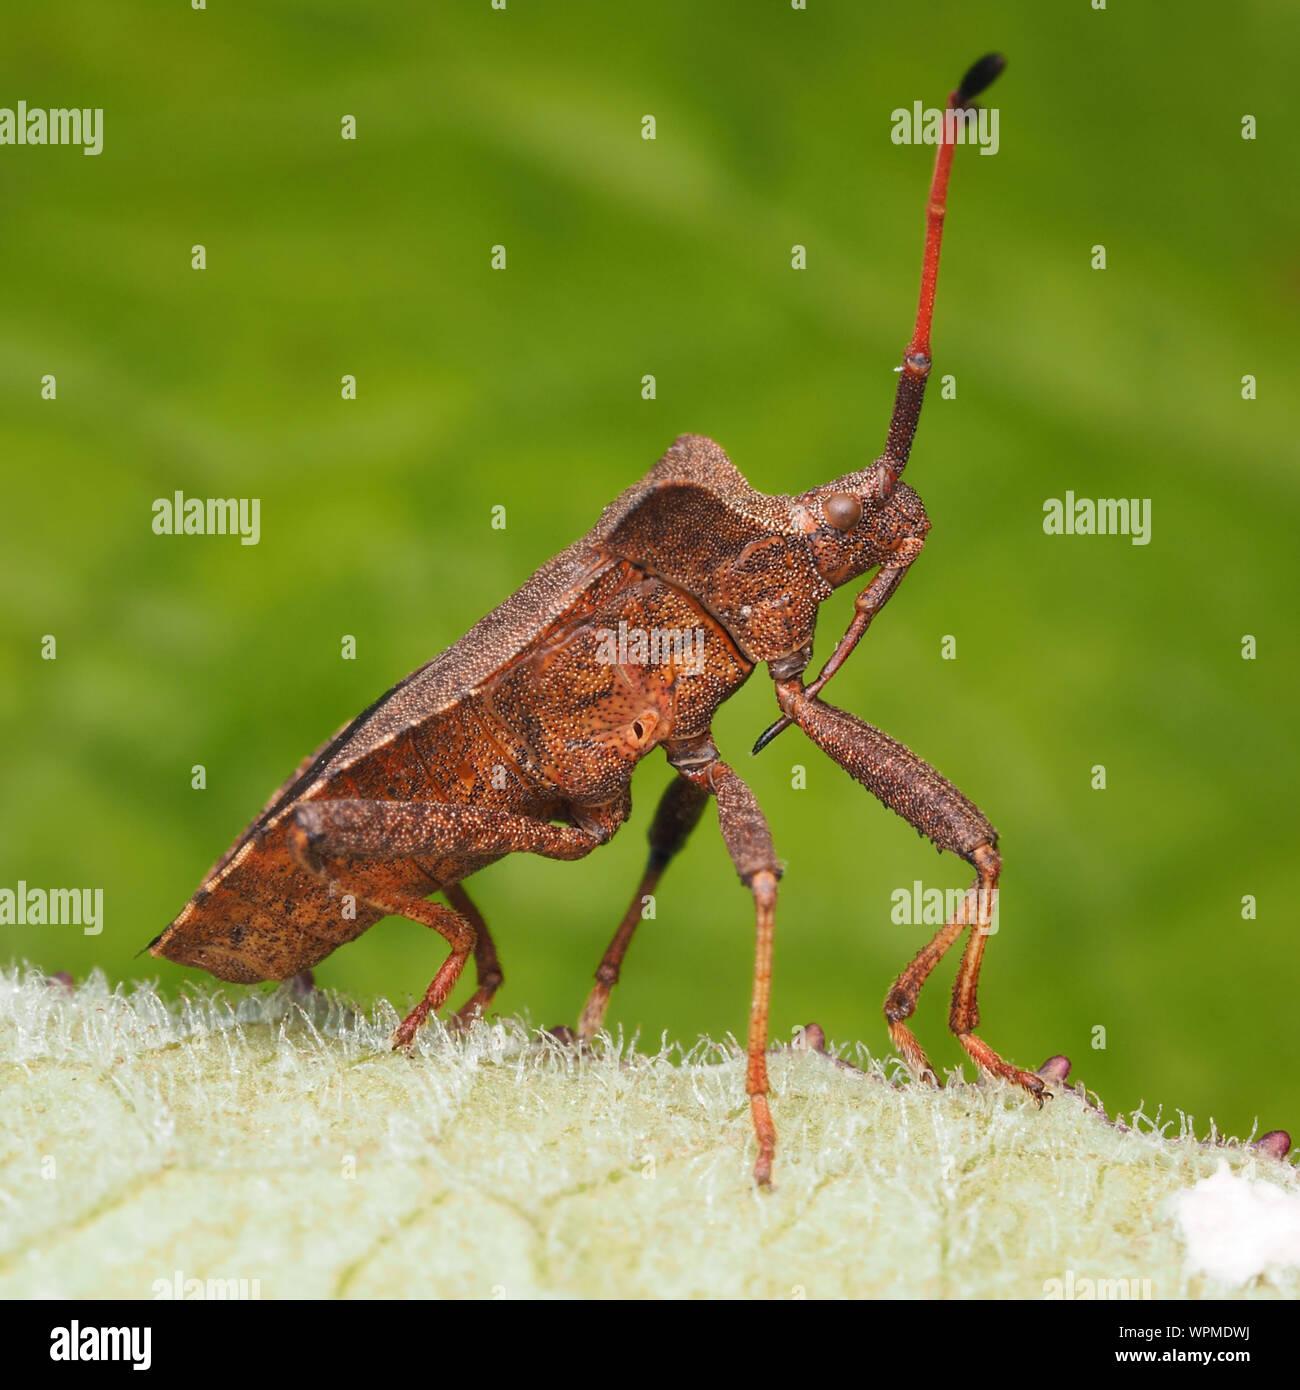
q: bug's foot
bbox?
[958,1033,1049,1104]
[390,1001,434,1053]
[394,997,486,1050]
[751,1094,776,1188]
[576,979,616,1046]
[547,1024,607,1056]
[446,989,499,1035]
[531,1023,597,1059]
[888,1020,943,1087]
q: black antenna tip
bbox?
[957,53,1006,104]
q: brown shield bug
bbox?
[151,54,1025,1185]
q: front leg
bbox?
[772,681,1045,1102]
[753,535,925,754]
[287,798,604,1048]
[443,882,505,1031]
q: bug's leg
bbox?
[443,882,504,1030]
[286,799,603,1049]
[578,777,709,1042]
[669,739,782,1186]
[370,894,475,1051]
[772,682,1044,1102]
[883,880,986,1085]
[947,843,1041,1095]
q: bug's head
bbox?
[794,462,929,590]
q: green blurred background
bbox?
[1,3,1296,1143]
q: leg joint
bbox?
[973,841,1001,883]
[884,989,914,1024]
[744,867,780,909]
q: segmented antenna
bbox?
[881,53,1006,475]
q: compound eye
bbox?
[823,492,862,532]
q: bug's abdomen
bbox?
[152,700,562,983]
[151,821,385,983]
[152,561,749,985]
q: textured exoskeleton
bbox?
[151,55,1035,1185]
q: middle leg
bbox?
[443,882,504,1030]
[578,776,709,1041]
[668,737,782,1186]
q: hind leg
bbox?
[444,883,504,1029]
[287,798,604,1048]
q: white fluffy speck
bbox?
[1175,1162,1300,1284]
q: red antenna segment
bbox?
[883,52,1006,475]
